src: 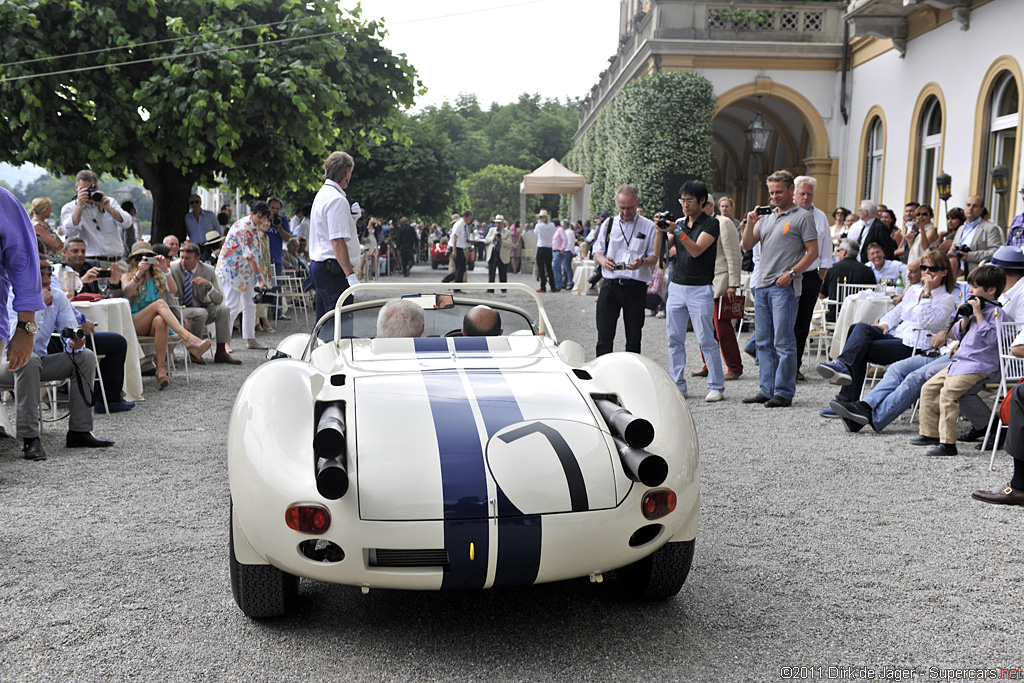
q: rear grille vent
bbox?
[369,548,450,567]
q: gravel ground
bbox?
[1,262,1020,682]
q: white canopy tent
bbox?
[519,158,589,226]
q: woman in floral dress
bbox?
[216,202,272,349]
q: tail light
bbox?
[286,505,331,534]
[641,489,676,520]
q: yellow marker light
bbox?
[469,542,475,561]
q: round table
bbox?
[72,299,145,401]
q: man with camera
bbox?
[592,185,658,356]
[1,258,114,460]
[60,170,132,263]
[947,195,1004,275]
[741,170,819,408]
[170,242,239,365]
[266,198,292,321]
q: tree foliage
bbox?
[564,72,716,217]
[0,0,419,241]
[463,164,544,224]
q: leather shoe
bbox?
[96,401,135,414]
[189,351,207,365]
[909,435,940,446]
[23,437,46,461]
[724,371,742,381]
[924,443,958,457]
[66,431,114,448]
[764,395,792,408]
[971,483,1024,506]
[691,368,708,378]
[214,351,242,365]
[796,370,806,382]
[957,426,986,443]
[742,393,770,404]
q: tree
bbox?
[352,113,461,224]
[463,164,541,223]
[0,0,419,242]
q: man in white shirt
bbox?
[441,210,473,285]
[534,209,558,292]
[866,243,904,283]
[309,151,360,321]
[846,199,875,246]
[60,169,132,262]
[792,176,832,379]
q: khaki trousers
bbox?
[919,368,988,444]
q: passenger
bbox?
[462,305,502,337]
[375,299,424,338]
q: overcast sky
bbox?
[352,0,622,109]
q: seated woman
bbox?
[121,241,211,390]
[817,249,957,409]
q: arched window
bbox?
[984,72,1019,227]
[916,97,942,205]
[863,117,883,202]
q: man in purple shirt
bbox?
[0,187,45,376]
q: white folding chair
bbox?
[983,320,1024,470]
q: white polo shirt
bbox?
[309,180,359,268]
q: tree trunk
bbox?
[135,160,196,244]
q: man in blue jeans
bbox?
[740,170,819,407]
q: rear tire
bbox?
[616,539,694,600]
[229,501,298,618]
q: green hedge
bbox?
[563,71,715,217]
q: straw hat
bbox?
[204,230,225,245]
[537,209,550,219]
[128,241,155,259]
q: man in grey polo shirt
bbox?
[740,170,819,407]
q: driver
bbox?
[462,305,502,337]
[376,299,424,338]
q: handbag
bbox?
[999,379,1024,425]
[717,295,746,320]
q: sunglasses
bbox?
[920,264,945,273]
[189,200,201,205]
[40,265,53,274]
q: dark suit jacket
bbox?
[169,260,224,307]
[858,219,897,262]
[821,256,877,321]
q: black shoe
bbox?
[743,344,757,359]
[924,443,958,457]
[909,435,940,446]
[830,399,872,428]
[796,370,806,382]
[764,395,792,408]
[65,431,115,448]
[975,431,1008,451]
[957,426,987,443]
[23,437,46,461]
[742,393,770,404]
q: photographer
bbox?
[947,195,1004,275]
[266,198,292,321]
[123,242,212,390]
[1,258,114,461]
[912,265,1006,457]
[59,170,131,263]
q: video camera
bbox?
[252,285,282,305]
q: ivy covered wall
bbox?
[562,71,716,218]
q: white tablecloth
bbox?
[571,260,596,295]
[73,299,145,402]
[829,295,894,359]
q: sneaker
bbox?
[816,360,852,385]
[830,399,871,427]
[820,407,839,418]
[276,314,291,321]
[96,400,135,414]
[705,389,724,403]
[656,310,665,319]
[743,344,756,359]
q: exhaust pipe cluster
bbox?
[313,403,349,500]
[594,399,667,487]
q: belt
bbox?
[605,277,645,286]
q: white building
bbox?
[579,0,1021,227]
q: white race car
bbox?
[228,283,700,618]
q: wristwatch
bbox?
[16,320,39,335]
[788,269,798,279]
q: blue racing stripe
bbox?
[413,337,450,358]
[465,371,543,587]
[420,370,489,589]
[452,337,490,353]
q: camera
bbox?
[756,206,773,216]
[954,244,971,253]
[612,262,627,271]
[88,185,104,202]
[96,269,112,278]
[957,296,991,317]
[61,327,85,340]
[252,285,281,304]
[272,215,283,228]
[141,255,157,264]
[654,211,678,231]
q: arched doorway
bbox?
[713,78,836,215]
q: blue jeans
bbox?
[560,251,575,288]
[753,285,798,400]
[862,355,947,431]
[835,323,914,402]
[666,282,723,393]
[552,251,565,290]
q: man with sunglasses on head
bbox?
[185,194,221,246]
[60,170,132,264]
